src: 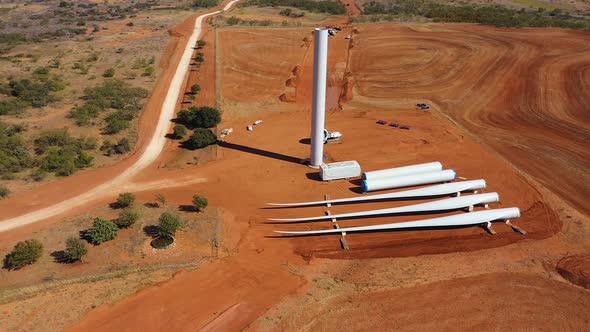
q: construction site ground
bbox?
[0,4,589,332]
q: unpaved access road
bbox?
[0,0,240,233]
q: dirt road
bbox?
[0,0,240,233]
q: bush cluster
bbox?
[193,0,219,8]
[100,137,131,156]
[360,1,590,30]
[240,0,345,15]
[182,128,217,150]
[0,184,10,199]
[177,106,221,129]
[0,121,32,177]
[68,79,148,132]
[3,239,43,270]
[34,128,97,177]
[5,67,64,108]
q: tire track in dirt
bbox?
[346,23,590,215]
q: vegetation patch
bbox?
[2,66,64,109]
[240,0,346,15]
[357,0,590,30]
[34,128,97,177]
[68,79,148,130]
[182,128,217,150]
[0,121,31,177]
[177,106,221,129]
[3,239,43,270]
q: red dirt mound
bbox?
[557,255,590,289]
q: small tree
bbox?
[155,193,166,207]
[64,237,88,262]
[158,212,181,236]
[103,68,115,78]
[173,124,187,139]
[115,192,136,208]
[195,52,204,63]
[115,209,139,228]
[0,184,10,199]
[4,239,43,270]
[86,217,118,244]
[193,106,221,128]
[190,84,201,95]
[182,128,216,150]
[197,39,206,47]
[192,194,208,212]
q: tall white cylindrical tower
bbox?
[310,28,328,167]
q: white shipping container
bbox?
[320,161,361,181]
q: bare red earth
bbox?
[557,255,590,289]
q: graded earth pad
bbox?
[346,23,590,215]
[260,273,590,331]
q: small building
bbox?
[320,161,361,181]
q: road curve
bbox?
[0,0,240,233]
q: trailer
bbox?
[320,161,361,181]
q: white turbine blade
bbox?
[274,208,520,235]
[268,193,499,222]
[267,180,486,207]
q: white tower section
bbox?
[310,28,328,167]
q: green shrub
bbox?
[193,0,219,8]
[242,0,345,15]
[103,111,131,134]
[195,52,204,63]
[100,137,131,156]
[103,68,115,78]
[182,128,217,150]
[3,239,43,270]
[158,212,181,236]
[86,217,118,244]
[8,73,64,107]
[0,99,28,116]
[63,237,88,262]
[115,192,135,208]
[142,66,154,77]
[0,184,10,199]
[115,209,139,228]
[172,124,187,139]
[197,40,206,47]
[69,80,147,126]
[190,84,201,95]
[0,122,32,176]
[192,194,208,212]
[177,106,221,129]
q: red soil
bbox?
[557,255,590,289]
[347,23,590,215]
[270,273,590,331]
